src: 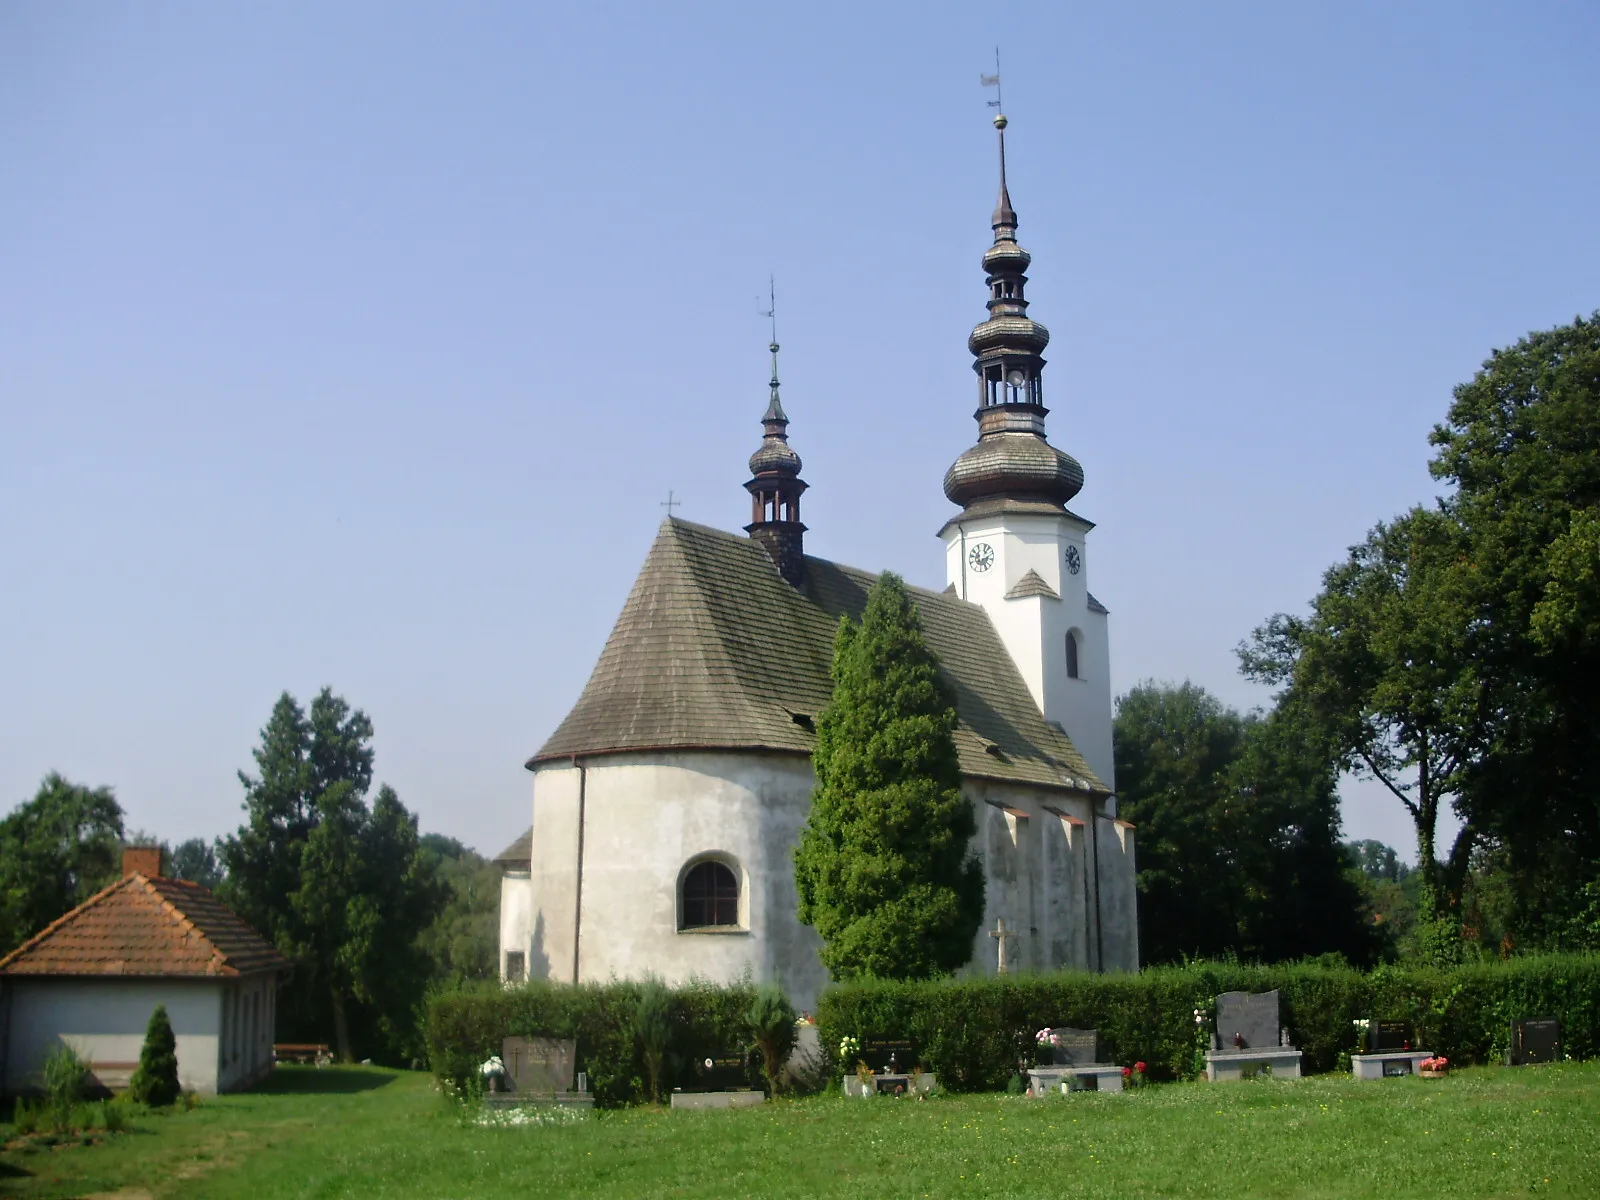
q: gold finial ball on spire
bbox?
[993,112,1008,130]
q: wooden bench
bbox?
[273,1043,333,1066]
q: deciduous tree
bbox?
[0,774,124,955]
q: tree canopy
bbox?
[0,774,124,956]
[794,573,984,980]
[218,688,444,1062]
[1114,681,1377,966]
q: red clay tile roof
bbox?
[0,874,290,978]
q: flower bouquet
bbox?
[1418,1056,1449,1079]
[1351,1018,1371,1055]
[1034,1027,1060,1066]
[1122,1061,1148,1088]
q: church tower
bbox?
[744,335,807,585]
[938,111,1115,790]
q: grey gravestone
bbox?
[1511,1018,1561,1066]
[1369,1020,1413,1052]
[502,1036,577,1095]
[1047,1027,1100,1067]
[1214,990,1285,1051]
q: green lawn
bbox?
[4,1063,1599,1198]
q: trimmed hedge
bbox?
[425,978,760,1108]
[816,955,1600,1091]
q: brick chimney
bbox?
[122,845,162,879]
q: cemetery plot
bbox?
[1205,990,1303,1081]
[496,1037,592,1106]
[1511,1018,1562,1066]
[1025,1025,1126,1095]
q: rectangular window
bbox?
[505,951,527,983]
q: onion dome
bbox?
[942,111,1084,512]
[744,331,807,586]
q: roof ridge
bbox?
[139,876,231,973]
[0,873,137,971]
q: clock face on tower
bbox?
[968,543,995,573]
[1065,545,1081,575]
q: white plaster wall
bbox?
[941,510,1115,790]
[215,975,277,1093]
[528,753,829,1010]
[499,870,534,981]
[4,979,221,1094]
[961,779,1138,976]
[520,752,1141,1008]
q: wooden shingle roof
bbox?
[530,518,1107,794]
[0,874,290,979]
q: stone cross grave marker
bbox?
[1511,1018,1561,1066]
[1047,1027,1099,1068]
[989,917,1017,974]
[1214,990,1284,1052]
[502,1036,578,1095]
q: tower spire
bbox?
[745,278,807,585]
[942,100,1084,514]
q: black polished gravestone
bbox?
[1213,990,1287,1051]
[1046,1027,1101,1067]
[1510,1018,1562,1066]
[1368,1020,1414,1052]
[502,1036,578,1095]
[860,1037,917,1075]
[682,1050,752,1093]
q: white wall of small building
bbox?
[499,869,534,981]
[2,974,278,1096]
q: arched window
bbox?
[680,859,740,929]
[1066,630,1081,679]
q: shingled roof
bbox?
[0,873,290,979]
[531,518,1107,794]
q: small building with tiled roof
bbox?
[500,110,1137,1008]
[0,847,290,1096]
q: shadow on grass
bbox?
[252,1066,397,1095]
[0,1160,32,1179]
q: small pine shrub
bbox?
[129,1004,181,1108]
[12,1097,41,1136]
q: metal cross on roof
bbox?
[661,490,682,515]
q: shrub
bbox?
[129,1004,181,1108]
[426,977,759,1108]
[816,953,1600,1091]
[746,983,797,1097]
[634,979,674,1104]
[41,1044,87,1131]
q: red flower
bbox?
[1134,1061,1147,1074]
[1121,1066,1132,1078]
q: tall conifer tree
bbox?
[794,573,984,980]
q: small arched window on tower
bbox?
[679,858,741,930]
[1066,629,1081,680]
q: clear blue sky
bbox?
[3,2,1595,862]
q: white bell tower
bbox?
[936,111,1114,790]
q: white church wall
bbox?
[526,752,830,1012]
[498,870,533,982]
[528,765,584,985]
[961,778,1137,976]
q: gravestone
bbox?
[501,1036,577,1095]
[1046,1027,1099,1068]
[682,1051,750,1093]
[1368,1020,1413,1052]
[860,1037,917,1075]
[1205,991,1302,1082]
[1214,991,1282,1051]
[1510,1018,1561,1066]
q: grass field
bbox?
[3,1062,1599,1198]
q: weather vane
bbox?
[758,275,777,344]
[981,47,1002,112]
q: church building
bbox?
[498,113,1138,1008]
